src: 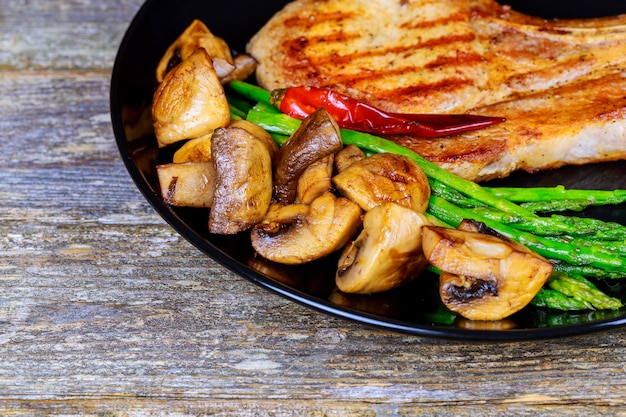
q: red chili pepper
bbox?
[270,86,505,137]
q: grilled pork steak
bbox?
[247,0,626,181]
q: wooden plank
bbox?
[0,399,624,417]
[0,0,625,415]
[0,0,142,71]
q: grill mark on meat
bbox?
[502,55,597,90]
[274,2,482,98]
[381,77,476,100]
[307,32,363,45]
[248,0,626,180]
[278,32,483,99]
[316,34,475,66]
[390,134,508,165]
[424,50,484,69]
[315,52,483,85]
[281,29,477,67]
[419,32,476,50]
[281,32,481,90]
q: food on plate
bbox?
[296,154,334,204]
[152,47,230,147]
[269,86,505,137]
[334,144,366,173]
[172,132,213,163]
[229,80,625,315]
[151,17,625,324]
[219,54,258,85]
[247,0,626,181]
[336,203,431,294]
[208,122,277,235]
[332,153,431,213]
[422,224,553,320]
[251,192,363,264]
[272,107,342,203]
[172,118,272,163]
[156,19,235,83]
[156,161,215,208]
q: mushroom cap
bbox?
[422,225,554,321]
[251,192,362,265]
[336,203,431,294]
[152,47,230,147]
[209,125,274,235]
[296,154,334,204]
[172,132,213,163]
[156,161,215,208]
[273,107,342,203]
[219,54,259,84]
[156,19,234,83]
[332,153,430,213]
[334,144,366,173]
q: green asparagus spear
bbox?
[252,100,281,114]
[430,179,487,208]
[531,288,594,310]
[554,263,626,279]
[226,93,255,115]
[485,185,626,206]
[547,214,626,239]
[543,235,626,258]
[545,273,623,310]
[229,104,246,120]
[468,207,626,240]
[228,80,271,105]
[520,200,600,213]
[246,108,297,145]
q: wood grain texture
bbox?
[1,0,625,415]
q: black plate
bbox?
[110,0,626,340]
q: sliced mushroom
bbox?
[152,48,230,147]
[229,119,278,159]
[336,203,431,294]
[156,19,234,83]
[332,153,430,213]
[156,161,215,208]
[422,226,554,321]
[173,132,213,163]
[334,144,365,173]
[172,119,273,164]
[219,54,258,84]
[273,107,342,203]
[296,154,334,204]
[211,57,236,82]
[208,125,274,235]
[251,192,362,265]
[457,218,502,236]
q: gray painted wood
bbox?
[1,1,625,415]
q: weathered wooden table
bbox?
[1,0,625,415]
